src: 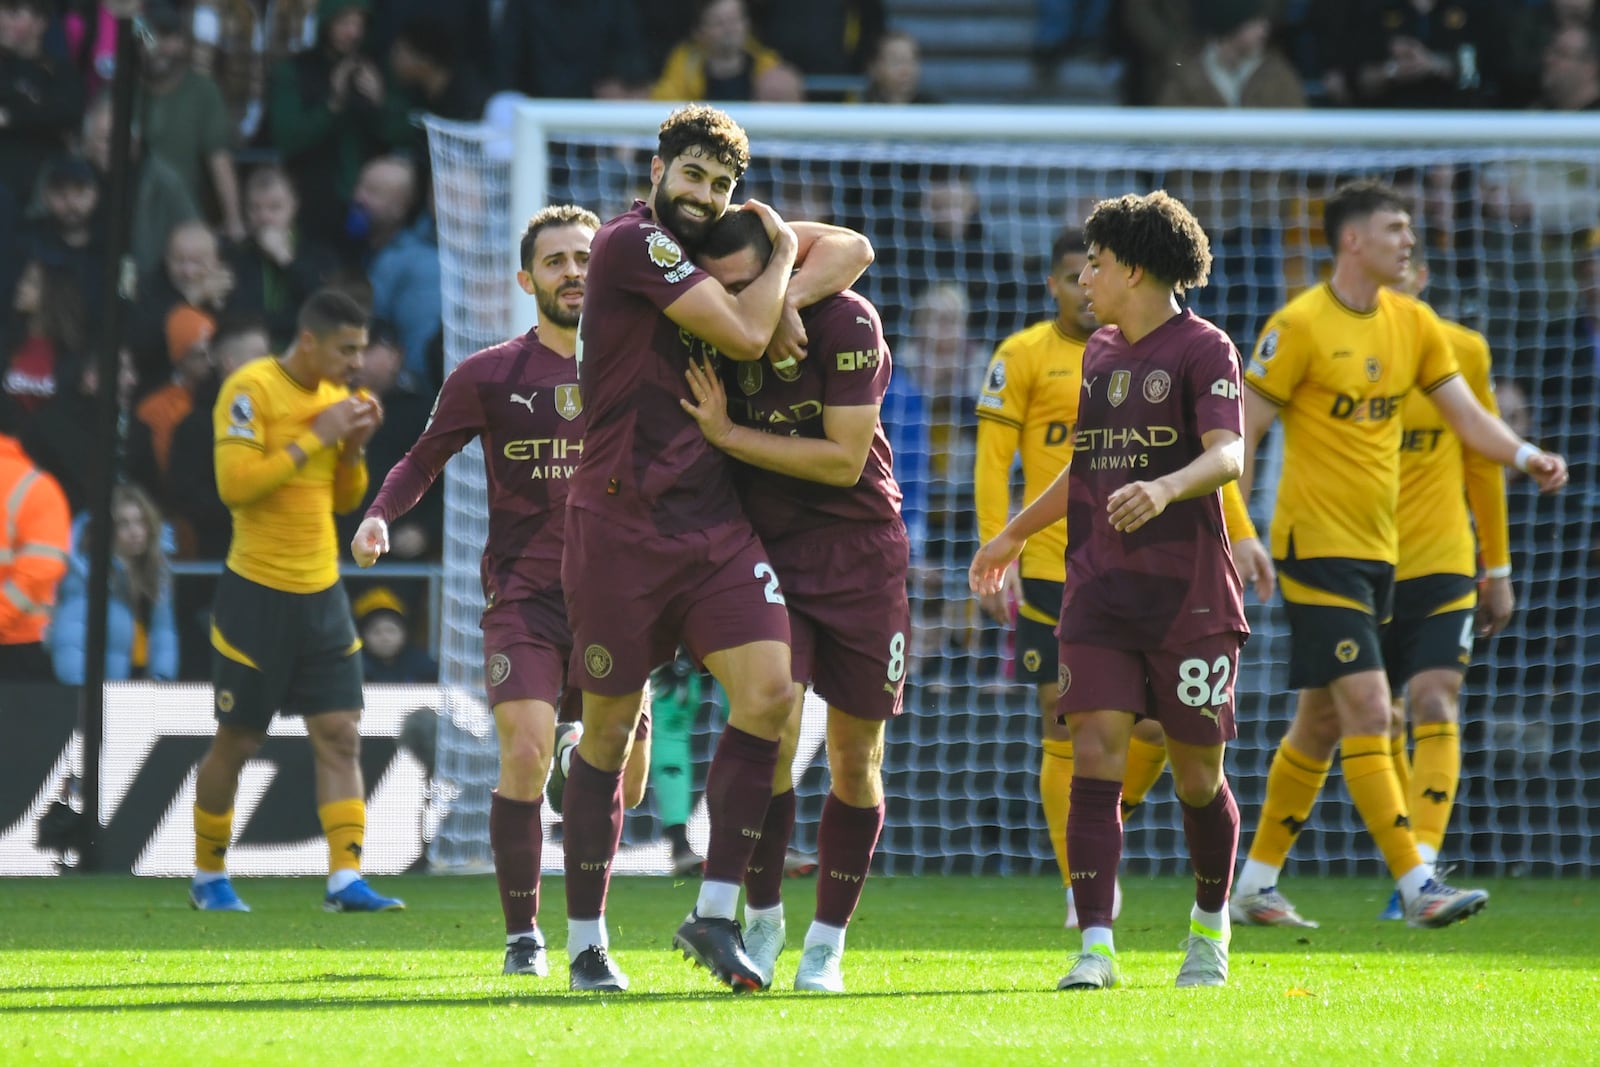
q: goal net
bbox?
[430,102,1600,877]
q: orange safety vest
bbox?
[0,434,71,646]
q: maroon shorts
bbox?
[1056,630,1244,746]
[769,521,910,721]
[481,593,569,708]
[563,509,791,695]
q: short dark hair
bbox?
[1049,228,1087,270]
[1082,191,1212,294]
[519,203,601,271]
[1323,179,1409,252]
[658,105,751,181]
[298,289,368,337]
[699,209,772,264]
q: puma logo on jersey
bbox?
[510,392,537,411]
[855,315,872,326]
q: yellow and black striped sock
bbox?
[194,806,233,874]
[1041,737,1074,886]
[1410,722,1460,855]
[319,797,367,875]
[1247,739,1330,867]
[1342,735,1423,878]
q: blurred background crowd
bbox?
[2,0,1598,694]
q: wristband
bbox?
[1483,565,1512,579]
[1513,442,1539,473]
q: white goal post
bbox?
[427,101,1600,877]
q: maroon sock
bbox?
[744,788,797,909]
[1067,776,1124,930]
[814,792,885,928]
[561,751,624,920]
[489,791,543,934]
[1181,777,1240,914]
[702,725,779,884]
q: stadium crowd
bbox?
[1,0,1598,693]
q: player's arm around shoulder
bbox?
[664,203,799,361]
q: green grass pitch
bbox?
[2,874,1595,1066]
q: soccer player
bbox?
[971,190,1251,991]
[678,209,907,993]
[558,104,873,993]
[191,289,404,914]
[973,228,1274,929]
[350,205,650,975]
[1230,180,1566,930]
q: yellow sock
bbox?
[194,806,233,874]
[1121,734,1167,809]
[1410,722,1460,854]
[1341,735,1423,878]
[319,797,367,874]
[1389,732,1412,814]
[1041,737,1074,886]
[1247,739,1331,866]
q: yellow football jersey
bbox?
[214,357,367,593]
[1396,318,1511,581]
[1245,284,1459,564]
[975,320,1084,583]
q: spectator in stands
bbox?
[139,3,245,241]
[135,305,214,485]
[20,346,151,515]
[3,260,85,416]
[1118,0,1194,105]
[165,315,269,560]
[49,483,178,684]
[0,395,69,681]
[131,220,233,393]
[350,155,440,389]
[370,0,495,88]
[497,0,652,99]
[339,319,437,558]
[269,0,405,244]
[63,1,118,100]
[191,0,268,143]
[352,586,437,683]
[1158,1,1307,108]
[223,165,337,350]
[20,155,104,316]
[750,0,884,78]
[81,92,200,277]
[387,16,493,125]
[1504,0,1600,107]
[651,0,801,102]
[0,0,85,203]
[1538,24,1600,110]
[1340,0,1506,109]
[853,29,940,104]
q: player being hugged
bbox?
[971,191,1248,991]
[679,210,906,994]
[559,104,874,993]
[351,205,650,979]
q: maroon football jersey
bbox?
[1059,309,1248,649]
[568,200,744,535]
[723,291,902,538]
[366,328,583,608]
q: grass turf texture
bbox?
[2,875,1594,1066]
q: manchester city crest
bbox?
[1143,369,1172,403]
[556,384,582,421]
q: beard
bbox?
[652,184,716,251]
[537,282,583,329]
